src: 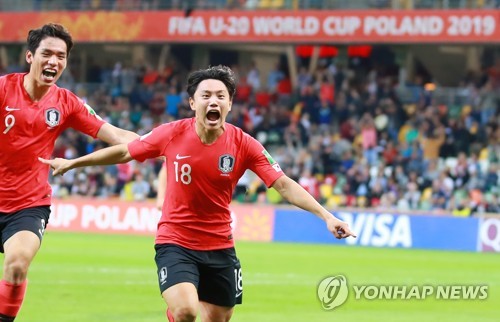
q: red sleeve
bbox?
[0,76,6,107]
[128,124,169,162]
[243,133,284,187]
[65,95,105,138]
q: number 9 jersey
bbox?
[0,73,105,213]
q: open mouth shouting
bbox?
[206,109,221,126]
[42,69,58,82]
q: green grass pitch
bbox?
[5,232,498,322]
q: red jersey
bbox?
[128,118,284,250]
[0,73,105,213]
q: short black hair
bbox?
[27,23,74,56]
[186,65,236,99]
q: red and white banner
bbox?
[0,10,498,43]
[49,199,275,241]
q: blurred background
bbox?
[0,0,498,217]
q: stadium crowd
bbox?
[1,45,498,216]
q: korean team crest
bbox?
[45,108,61,128]
[219,154,235,174]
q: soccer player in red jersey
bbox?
[0,23,139,321]
[40,65,356,322]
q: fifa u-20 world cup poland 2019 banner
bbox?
[49,199,275,241]
[0,10,498,44]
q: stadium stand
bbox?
[0,0,498,216]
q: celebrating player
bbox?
[0,23,139,321]
[40,65,356,322]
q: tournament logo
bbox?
[159,267,168,285]
[45,108,61,128]
[219,154,235,174]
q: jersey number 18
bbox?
[173,161,192,184]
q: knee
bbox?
[171,306,197,322]
[203,307,234,322]
[223,310,233,322]
[4,257,30,283]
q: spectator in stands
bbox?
[359,112,378,166]
[127,172,151,201]
[298,169,320,200]
[267,61,285,93]
[165,85,182,118]
[246,61,260,92]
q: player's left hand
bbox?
[155,198,164,211]
[326,217,357,239]
[38,157,72,176]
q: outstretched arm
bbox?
[97,123,140,145]
[39,144,132,176]
[271,175,356,239]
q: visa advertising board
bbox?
[49,199,495,252]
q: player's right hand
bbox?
[38,157,72,176]
[326,217,357,239]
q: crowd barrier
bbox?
[49,198,499,253]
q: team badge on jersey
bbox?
[219,154,235,174]
[45,108,61,128]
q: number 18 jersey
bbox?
[128,118,284,250]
